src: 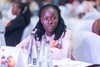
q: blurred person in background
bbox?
[70,0,99,18]
[92,19,100,36]
[94,0,100,12]
[42,0,53,5]
[26,0,39,16]
[5,2,31,46]
[70,0,84,18]
[59,0,69,5]
[6,0,22,21]
[0,0,13,17]
[70,0,79,17]
[83,0,98,14]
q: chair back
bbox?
[21,23,33,41]
[73,31,100,64]
[74,20,95,32]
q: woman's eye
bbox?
[52,17,56,20]
[44,18,48,20]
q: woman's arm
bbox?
[71,47,76,60]
[62,29,76,60]
[51,29,76,60]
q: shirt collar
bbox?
[45,33,55,41]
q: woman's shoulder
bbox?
[18,15,24,19]
[65,28,72,36]
[13,16,25,24]
[65,28,72,34]
[62,28,72,39]
[14,15,24,20]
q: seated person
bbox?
[5,2,31,46]
[26,0,39,16]
[16,4,76,60]
[92,19,100,36]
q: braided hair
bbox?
[33,4,67,41]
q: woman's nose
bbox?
[48,19,53,24]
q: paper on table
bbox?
[0,46,25,67]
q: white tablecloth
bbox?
[53,58,92,67]
[25,58,92,67]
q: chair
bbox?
[73,20,95,32]
[30,16,39,29]
[59,6,67,17]
[82,13,100,21]
[21,16,39,41]
[21,22,33,41]
[73,31,100,64]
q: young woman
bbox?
[16,4,76,60]
[5,2,31,46]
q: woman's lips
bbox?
[48,26,54,29]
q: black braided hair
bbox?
[33,4,67,41]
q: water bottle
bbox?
[44,41,52,67]
[0,30,6,48]
[39,35,52,67]
[39,35,46,67]
[28,32,39,67]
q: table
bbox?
[25,58,92,67]
[53,58,92,67]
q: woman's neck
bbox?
[45,32,54,37]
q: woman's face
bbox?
[12,3,20,15]
[41,7,59,35]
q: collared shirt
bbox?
[16,28,75,60]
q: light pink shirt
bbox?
[16,29,75,60]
